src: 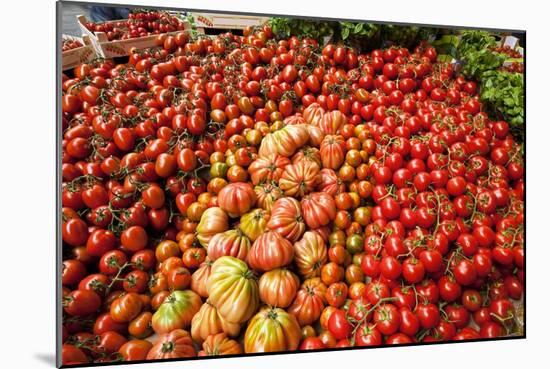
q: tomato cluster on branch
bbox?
[85,10,187,41]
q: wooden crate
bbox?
[76,14,190,58]
[190,12,268,33]
[61,35,97,71]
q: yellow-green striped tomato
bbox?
[244,307,301,353]
[152,290,202,334]
[206,256,259,324]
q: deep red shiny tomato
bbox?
[328,309,352,340]
[373,303,400,335]
[355,323,382,346]
[64,290,101,316]
[86,229,117,257]
[299,337,325,350]
[415,303,440,329]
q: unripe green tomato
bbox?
[346,234,364,255]
[210,162,228,178]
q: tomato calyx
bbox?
[161,341,176,353]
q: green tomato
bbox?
[210,162,228,178]
[151,290,202,334]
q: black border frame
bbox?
[56,1,527,368]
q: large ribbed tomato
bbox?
[190,301,241,343]
[303,103,325,126]
[217,182,257,217]
[318,168,346,196]
[248,154,290,185]
[283,114,306,125]
[320,135,346,170]
[152,290,202,334]
[301,192,337,229]
[196,207,229,247]
[288,277,327,326]
[267,197,305,242]
[244,307,301,353]
[146,329,196,360]
[199,333,242,356]
[191,260,212,298]
[206,256,259,323]
[239,208,269,241]
[207,229,250,261]
[279,160,320,198]
[291,146,321,167]
[110,292,143,323]
[254,183,284,212]
[247,231,294,272]
[294,230,329,278]
[319,110,347,135]
[258,124,309,158]
[259,268,300,308]
[306,124,326,146]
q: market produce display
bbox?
[84,9,187,41]
[60,21,525,366]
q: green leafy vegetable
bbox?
[451,30,524,139]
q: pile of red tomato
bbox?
[62,38,84,52]
[85,10,187,41]
[61,24,525,366]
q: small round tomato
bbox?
[328,309,352,340]
[64,290,101,316]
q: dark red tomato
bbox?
[504,275,523,300]
[462,289,482,312]
[453,327,481,341]
[93,313,127,335]
[97,331,128,354]
[328,309,352,340]
[78,273,109,296]
[62,260,87,286]
[380,197,401,220]
[415,303,440,329]
[86,229,117,257]
[385,333,413,345]
[391,286,416,310]
[489,298,515,324]
[64,290,101,316]
[62,218,89,247]
[438,275,462,302]
[472,225,495,247]
[456,234,479,257]
[473,252,493,278]
[399,307,420,336]
[355,323,382,346]
[299,337,325,350]
[379,256,402,280]
[99,250,127,275]
[477,190,497,214]
[373,303,401,335]
[480,321,505,338]
[401,257,425,284]
[62,344,88,365]
[419,249,443,273]
[452,259,478,286]
[361,254,381,278]
[81,184,109,209]
[473,307,492,327]
[446,176,467,197]
[415,207,436,228]
[365,281,390,305]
